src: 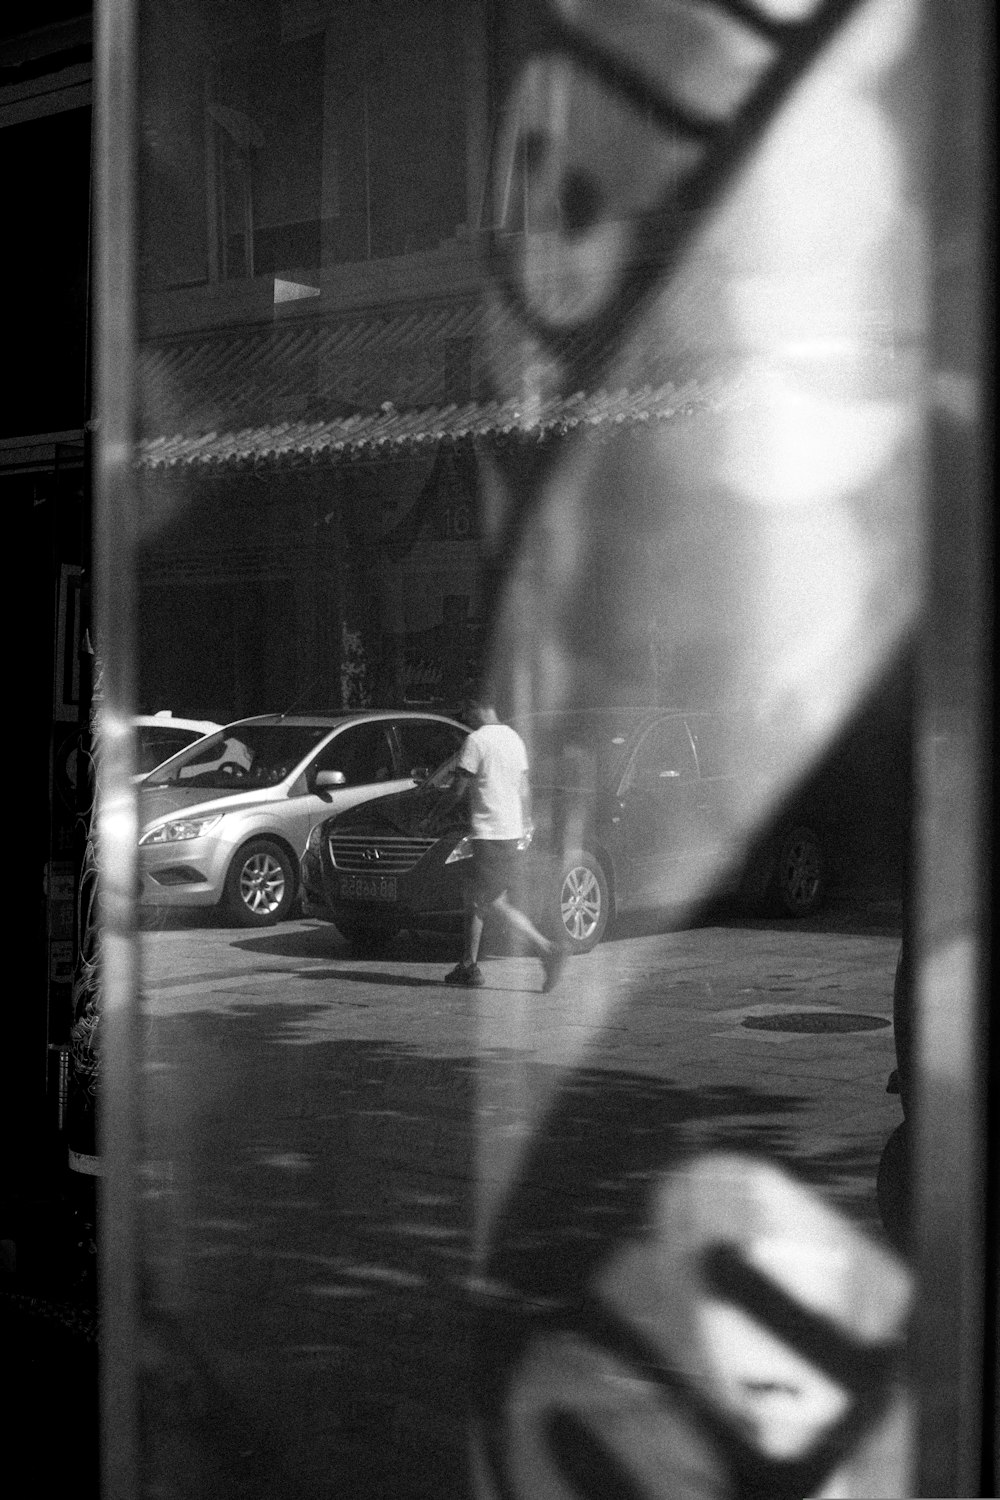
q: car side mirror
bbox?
[315,769,346,789]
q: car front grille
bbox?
[328,833,438,874]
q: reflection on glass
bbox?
[125,0,934,1495]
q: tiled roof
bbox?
[137,380,724,469]
[137,280,730,468]
[139,301,483,436]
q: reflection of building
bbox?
[135,0,493,717]
[133,0,731,720]
[137,283,491,718]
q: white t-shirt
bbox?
[457,723,529,840]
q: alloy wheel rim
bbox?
[561,866,601,941]
[240,853,286,914]
[783,840,819,907]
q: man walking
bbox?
[444,700,566,993]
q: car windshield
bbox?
[143,723,333,789]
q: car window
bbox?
[515,715,627,790]
[394,720,466,777]
[314,723,397,787]
[687,715,739,780]
[136,727,201,773]
[623,718,698,792]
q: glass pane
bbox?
[91,0,993,1494]
[626,717,698,786]
[395,718,467,775]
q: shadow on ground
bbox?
[137,993,897,1499]
[141,890,901,950]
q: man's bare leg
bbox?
[491,891,554,959]
[492,891,567,991]
[464,904,486,966]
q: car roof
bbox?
[517,706,734,732]
[517,706,662,725]
[221,710,467,730]
[515,707,665,741]
[134,714,221,731]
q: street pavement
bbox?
[133,900,906,1499]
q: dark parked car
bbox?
[300,707,828,955]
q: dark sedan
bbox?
[300,707,828,956]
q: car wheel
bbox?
[771,825,824,917]
[335,918,401,955]
[223,838,295,927]
[553,853,609,954]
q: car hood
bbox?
[139,782,290,828]
[322,778,605,844]
[325,783,461,840]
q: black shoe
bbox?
[541,945,567,994]
[445,962,485,988]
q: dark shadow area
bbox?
[233,921,531,964]
[225,888,902,974]
[0,1291,99,1498]
[137,993,897,1498]
[701,900,904,941]
[294,966,467,989]
[139,905,234,931]
[1,1154,100,1498]
[607,899,902,946]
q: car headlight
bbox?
[139,813,223,846]
[444,831,533,863]
[305,822,324,857]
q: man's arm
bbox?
[453,765,474,801]
[519,770,535,842]
[429,761,472,832]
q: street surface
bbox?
[137,902,905,1499]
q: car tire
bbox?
[551,852,610,954]
[770,825,824,917]
[335,918,401,955]
[222,838,296,927]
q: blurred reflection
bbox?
[472,0,920,1492]
[128,0,927,1494]
[476,1154,911,1499]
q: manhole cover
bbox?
[742,1011,890,1033]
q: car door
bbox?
[686,713,745,834]
[287,721,411,853]
[614,715,704,911]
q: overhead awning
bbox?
[137,379,725,470]
[139,300,483,436]
[136,279,734,471]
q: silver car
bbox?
[137,711,469,927]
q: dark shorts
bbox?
[465,839,522,908]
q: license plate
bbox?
[339,873,398,903]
